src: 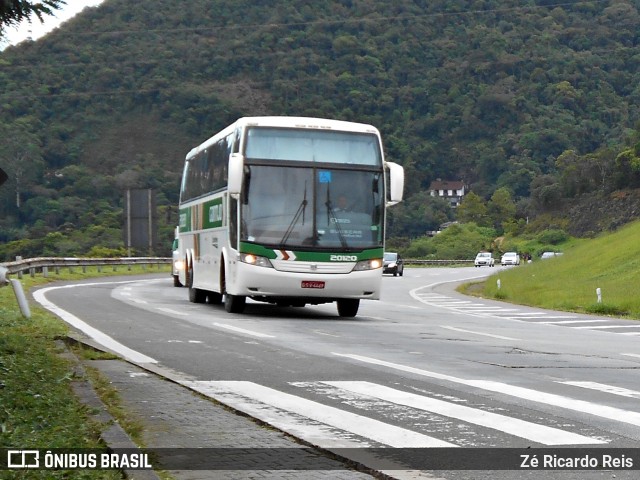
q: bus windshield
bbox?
[245,127,381,166]
[241,165,383,250]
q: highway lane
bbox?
[35,267,640,478]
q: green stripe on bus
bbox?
[239,242,383,262]
[179,197,224,232]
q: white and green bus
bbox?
[177,116,403,317]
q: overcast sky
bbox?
[1,0,105,49]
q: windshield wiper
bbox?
[280,182,308,246]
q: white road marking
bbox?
[323,381,604,445]
[622,353,640,359]
[157,307,189,316]
[571,325,640,330]
[502,312,548,316]
[538,319,601,324]
[183,380,455,448]
[212,323,275,338]
[33,282,158,364]
[558,381,640,399]
[332,353,640,429]
[440,325,519,341]
[313,330,341,338]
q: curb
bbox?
[57,338,161,480]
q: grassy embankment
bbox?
[462,220,640,319]
[0,265,169,480]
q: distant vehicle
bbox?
[172,227,183,287]
[541,251,563,259]
[474,252,495,267]
[500,252,520,266]
[383,252,404,276]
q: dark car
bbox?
[383,252,404,276]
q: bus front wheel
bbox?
[225,293,246,313]
[337,299,359,317]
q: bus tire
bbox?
[337,299,359,317]
[189,285,207,303]
[225,293,246,313]
[187,264,206,303]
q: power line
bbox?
[14,0,611,39]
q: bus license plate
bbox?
[301,281,325,289]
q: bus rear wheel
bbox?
[187,264,206,303]
[337,299,359,317]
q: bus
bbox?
[177,116,404,317]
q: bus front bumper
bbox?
[229,261,382,301]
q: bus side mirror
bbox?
[386,161,404,206]
[228,153,245,196]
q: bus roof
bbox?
[186,116,381,160]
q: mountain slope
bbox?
[1,0,639,255]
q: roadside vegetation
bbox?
[460,220,640,319]
[0,266,168,479]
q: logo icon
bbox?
[8,450,40,469]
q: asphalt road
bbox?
[35,266,640,479]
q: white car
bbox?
[500,252,520,266]
[474,252,495,267]
[541,251,563,259]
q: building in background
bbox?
[428,179,466,207]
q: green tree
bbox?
[456,192,488,226]
[0,119,44,211]
[487,187,517,233]
[0,0,65,28]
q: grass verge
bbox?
[0,265,169,479]
[459,220,640,319]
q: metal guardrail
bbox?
[1,257,171,319]
[0,256,467,274]
[1,257,171,277]
[404,259,474,265]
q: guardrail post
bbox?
[0,266,31,319]
[16,256,23,279]
[10,279,31,319]
[43,266,49,278]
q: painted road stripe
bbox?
[157,307,189,316]
[503,312,548,316]
[33,282,158,364]
[538,320,601,324]
[323,381,603,445]
[333,353,640,429]
[212,323,275,338]
[558,381,640,399]
[183,380,455,448]
[440,325,519,341]
[572,325,640,330]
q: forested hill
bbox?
[1,0,640,258]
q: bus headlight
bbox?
[353,258,382,271]
[174,260,185,271]
[240,253,273,268]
